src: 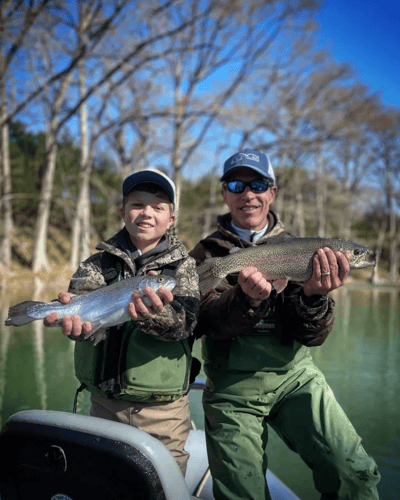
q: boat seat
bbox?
[0,410,199,500]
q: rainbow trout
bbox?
[5,275,176,344]
[197,236,375,295]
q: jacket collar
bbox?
[95,228,186,275]
[217,210,285,245]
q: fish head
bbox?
[139,275,176,294]
[339,240,376,269]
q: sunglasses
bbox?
[225,179,271,193]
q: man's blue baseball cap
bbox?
[221,148,275,184]
[122,169,176,205]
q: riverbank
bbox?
[1,264,398,292]
[0,266,71,289]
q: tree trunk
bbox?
[202,175,218,239]
[0,102,13,270]
[68,172,92,270]
[370,218,387,285]
[389,233,399,283]
[386,171,399,283]
[293,169,305,236]
[0,41,13,270]
[68,59,91,269]
[31,131,58,273]
[31,57,72,273]
[315,155,326,237]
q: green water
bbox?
[1,283,399,499]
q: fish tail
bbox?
[197,258,225,295]
[5,301,44,327]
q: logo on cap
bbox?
[230,152,260,164]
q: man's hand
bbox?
[238,266,273,308]
[303,248,350,297]
[128,271,174,320]
[44,292,93,338]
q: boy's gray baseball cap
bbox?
[122,169,176,205]
[221,148,275,184]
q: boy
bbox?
[45,169,200,476]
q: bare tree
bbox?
[370,109,400,282]
[67,0,217,261]
[28,0,131,272]
[32,64,72,273]
[0,0,52,271]
[230,41,384,237]
[105,0,322,230]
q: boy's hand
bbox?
[44,292,93,337]
[128,271,174,320]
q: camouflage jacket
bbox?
[190,211,335,347]
[68,228,200,341]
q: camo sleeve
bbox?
[67,254,107,295]
[135,255,201,341]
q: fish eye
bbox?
[353,249,361,255]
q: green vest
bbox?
[202,305,308,373]
[74,256,192,402]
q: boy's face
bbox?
[120,189,176,253]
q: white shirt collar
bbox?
[231,221,269,243]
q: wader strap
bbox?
[73,383,87,413]
[100,252,123,284]
[97,253,127,394]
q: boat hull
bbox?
[0,409,299,500]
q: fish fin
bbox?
[80,324,106,345]
[270,278,289,294]
[5,301,44,327]
[92,328,107,346]
[197,258,224,296]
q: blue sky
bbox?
[316,0,400,107]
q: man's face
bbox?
[120,190,176,253]
[222,168,277,231]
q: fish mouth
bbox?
[357,259,376,269]
[352,248,376,268]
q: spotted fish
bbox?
[197,236,375,295]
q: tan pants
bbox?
[90,394,191,476]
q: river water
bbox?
[0,281,399,499]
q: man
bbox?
[45,169,200,476]
[190,149,380,499]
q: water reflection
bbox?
[310,286,400,500]
[0,278,76,427]
[0,286,11,428]
[32,278,47,411]
[0,283,399,499]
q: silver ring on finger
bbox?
[322,271,330,276]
